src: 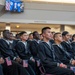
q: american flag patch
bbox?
[23,60,28,67]
[5,1,10,11]
[5,57,12,66]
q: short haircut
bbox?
[53,32,61,40]
[19,31,27,36]
[10,32,13,34]
[51,31,55,34]
[3,30,9,34]
[29,33,33,36]
[62,31,69,36]
[72,34,75,41]
[42,27,51,34]
[3,30,9,36]
[33,31,38,36]
[16,33,19,37]
[40,33,42,35]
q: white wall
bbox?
[0,0,5,5]
[0,2,75,24]
[65,25,75,34]
[0,0,5,15]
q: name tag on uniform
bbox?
[5,57,12,66]
[23,60,28,67]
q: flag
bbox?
[70,67,75,73]
[5,57,12,66]
[10,1,14,11]
[5,1,10,11]
[23,60,28,67]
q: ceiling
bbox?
[0,0,5,12]
[1,2,75,25]
[23,0,75,4]
[1,1,75,25]
[0,5,3,12]
[0,0,5,5]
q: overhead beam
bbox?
[0,0,5,5]
[22,0,75,5]
[0,6,6,17]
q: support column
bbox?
[60,25,65,32]
[5,23,11,31]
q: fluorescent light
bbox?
[29,0,75,4]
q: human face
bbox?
[20,33,28,41]
[9,33,15,40]
[3,30,10,39]
[29,34,33,40]
[64,33,70,41]
[56,34,63,43]
[73,36,75,41]
[34,32,40,40]
[50,33,53,39]
[43,29,52,40]
[40,34,43,40]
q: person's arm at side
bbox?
[38,43,60,68]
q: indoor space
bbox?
[0,23,75,35]
[0,0,75,75]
